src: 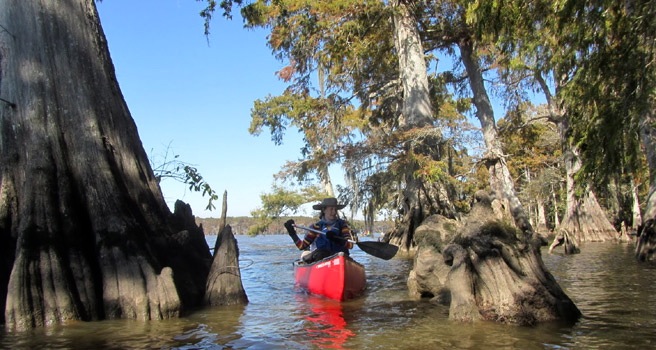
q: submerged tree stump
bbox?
[408,194,581,326]
[548,229,580,254]
[558,189,618,249]
[166,201,213,308]
[549,229,581,254]
[407,215,456,301]
[0,1,214,330]
[636,219,656,261]
[204,225,248,306]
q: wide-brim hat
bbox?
[312,197,346,210]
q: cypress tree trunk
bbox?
[0,0,211,330]
[458,39,532,235]
[539,76,617,252]
[385,0,456,253]
[631,178,642,233]
[558,184,618,243]
[636,109,656,261]
[535,197,550,238]
[408,194,581,325]
[450,41,583,324]
[392,0,433,130]
[317,161,335,197]
[555,120,617,252]
[205,225,248,306]
[552,186,561,228]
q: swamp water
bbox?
[1,234,655,349]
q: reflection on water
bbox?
[299,296,355,349]
[2,236,656,349]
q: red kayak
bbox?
[294,252,366,301]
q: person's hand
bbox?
[326,230,343,242]
[284,219,296,235]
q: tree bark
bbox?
[408,195,581,325]
[631,178,642,233]
[317,161,335,197]
[392,0,433,130]
[556,119,617,249]
[383,0,459,253]
[219,190,228,235]
[535,197,550,238]
[552,185,560,228]
[636,108,656,261]
[205,225,248,306]
[538,69,617,252]
[0,0,211,330]
[458,39,532,235]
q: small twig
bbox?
[0,97,16,109]
[0,24,16,40]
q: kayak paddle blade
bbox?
[356,241,398,260]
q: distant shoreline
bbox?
[195,216,394,236]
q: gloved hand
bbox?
[284,219,296,235]
[326,230,343,242]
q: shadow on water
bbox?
[2,235,656,349]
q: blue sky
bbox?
[97,0,310,218]
[96,1,537,219]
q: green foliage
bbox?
[149,143,218,211]
[467,0,654,190]
[248,91,355,152]
[227,1,485,222]
[182,166,219,211]
[198,0,654,230]
[255,184,313,217]
[247,184,326,235]
[246,214,273,235]
[498,103,561,184]
[196,215,395,236]
[198,0,245,35]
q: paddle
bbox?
[293,225,399,260]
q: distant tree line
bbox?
[196,216,394,236]
[202,0,655,255]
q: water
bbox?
[1,235,655,349]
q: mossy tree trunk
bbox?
[384,0,456,253]
[459,39,533,235]
[636,109,656,261]
[0,0,211,331]
[537,78,617,252]
[408,194,581,326]
[554,119,617,253]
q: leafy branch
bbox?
[150,142,219,211]
[182,165,219,211]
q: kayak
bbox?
[294,252,366,301]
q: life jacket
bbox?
[313,219,349,256]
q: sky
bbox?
[95,0,537,220]
[97,0,314,218]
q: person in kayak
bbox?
[284,197,356,263]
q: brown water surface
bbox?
[1,235,654,349]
